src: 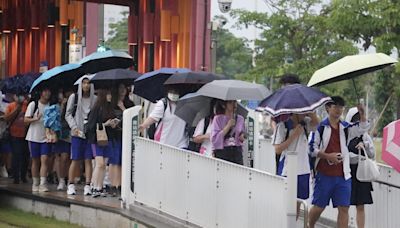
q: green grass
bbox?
[0,206,81,228]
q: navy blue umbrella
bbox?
[90,69,142,88]
[258,84,332,117]
[133,67,191,103]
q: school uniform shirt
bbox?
[5,101,28,138]
[193,118,213,157]
[309,118,370,180]
[272,120,311,176]
[25,101,49,143]
[149,99,188,149]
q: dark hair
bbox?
[351,112,360,122]
[93,89,115,121]
[279,73,301,85]
[326,96,345,107]
[111,83,126,108]
[215,99,226,115]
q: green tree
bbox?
[329,0,400,134]
[230,0,358,96]
[105,11,129,51]
[214,17,253,79]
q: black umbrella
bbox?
[163,71,225,85]
[90,69,142,86]
[79,50,134,74]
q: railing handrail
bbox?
[297,199,309,228]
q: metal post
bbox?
[211,32,217,73]
[286,150,298,228]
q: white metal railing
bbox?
[133,138,288,228]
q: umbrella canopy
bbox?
[133,68,191,103]
[176,92,249,127]
[382,119,400,173]
[196,80,270,101]
[30,64,82,93]
[164,71,224,85]
[308,53,398,87]
[79,50,134,74]
[90,69,142,86]
[258,84,331,117]
[1,73,40,94]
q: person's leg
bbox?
[10,137,21,183]
[28,142,40,191]
[308,206,325,228]
[356,205,365,228]
[21,139,29,182]
[39,153,49,192]
[337,206,349,228]
[93,156,106,189]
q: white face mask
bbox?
[167,93,180,102]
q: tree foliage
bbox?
[105,11,129,51]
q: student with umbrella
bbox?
[24,87,52,192]
[308,97,369,228]
[108,83,134,197]
[86,89,118,197]
[211,100,246,165]
[65,76,97,195]
[345,107,375,228]
[139,85,189,149]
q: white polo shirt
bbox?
[25,101,49,143]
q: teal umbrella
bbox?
[30,64,82,93]
[79,50,133,74]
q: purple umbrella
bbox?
[258,84,332,117]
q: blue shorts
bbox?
[70,136,93,160]
[52,141,71,154]
[28,142,52,158]
[109,140,122,165]
[91,143,112,158]
[298,174,310,200]
[312,172,352,208]
[0,141,12,153]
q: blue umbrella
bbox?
[133,67,191,103]
[79,50,133,74]
[30,64,82,93]
[258,84,332,117]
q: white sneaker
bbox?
[67,184,76,195]
[57,181,66,191]
[32,184,39,192]
[39,184,49,192]
[84,185,92,196]
[0,166,8,178]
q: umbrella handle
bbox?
[352,78,360,101]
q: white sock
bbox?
[59,178,65,184]
[33,177,40,186]
[40,177,47,185]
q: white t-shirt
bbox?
[149,99,188,149]
[81,97,91,120]
[25,101,49,143]
[193,118,213,157]
[272,121,310,176]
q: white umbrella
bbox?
[308,53,397,87]
[196,80,270,101]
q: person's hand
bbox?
[110,119,119,128]
[72,128,80,136]
[227,118,236,129]
[139,124,147,134]
[104,119,113,127]
[292,125,304,138]
[34,113,42,121]
[357,103,366,116]
[355,142,365,151]
[326,153,343,164]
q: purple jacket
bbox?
[211,114,245,150]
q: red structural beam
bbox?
[74,0,134,6]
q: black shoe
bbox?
[21,178,28,183]
[13,179,20,184]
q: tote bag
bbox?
[96,123,108,146]
[356,148,380,182]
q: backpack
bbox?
[187,116,211,152]
[148,98,167,139]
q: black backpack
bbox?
[148,98,167,139]
[187,116,211,152]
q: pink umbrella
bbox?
[382,120,400,172]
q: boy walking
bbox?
[308,96,369,228]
